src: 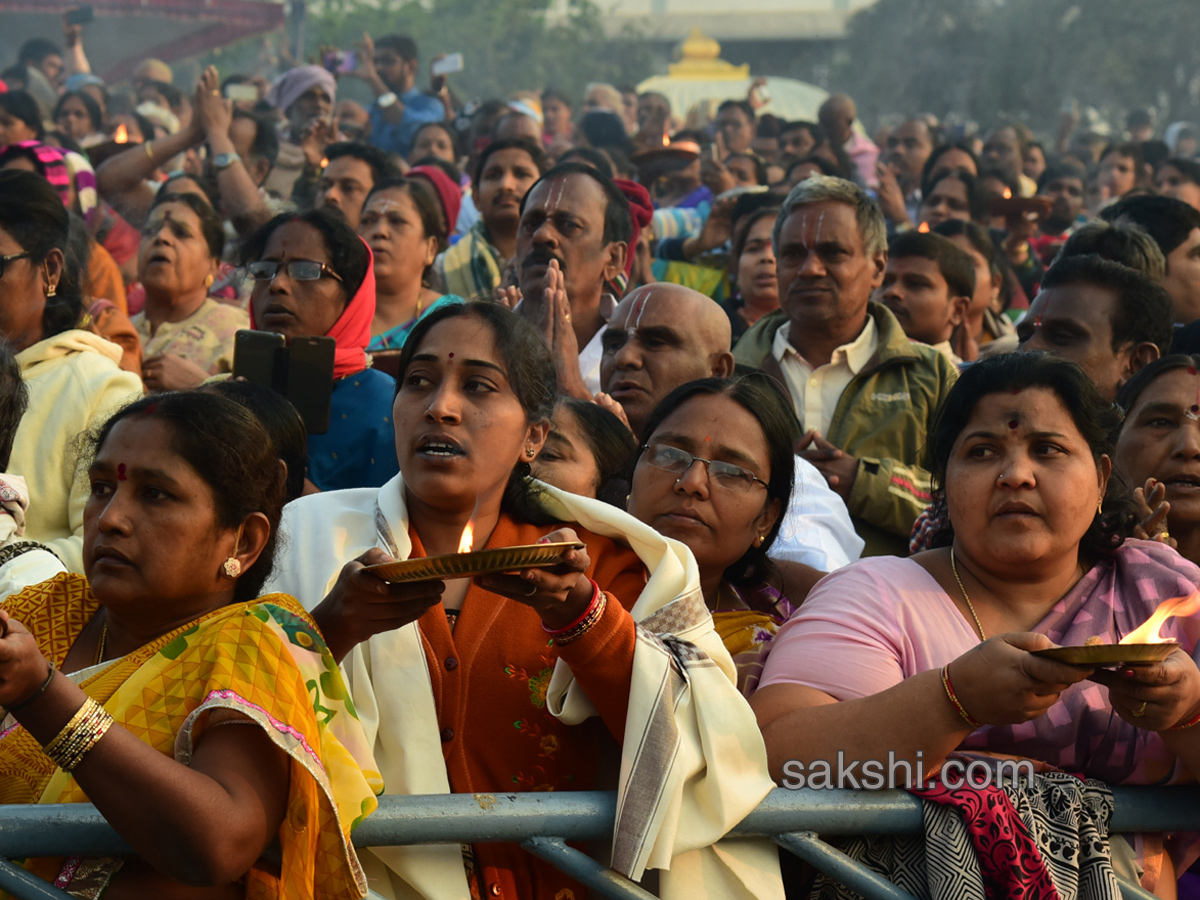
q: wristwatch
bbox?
[213,152,241,172]
[377,92,399,109]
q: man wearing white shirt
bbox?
[515,163,631,398]
[601,283,863,572]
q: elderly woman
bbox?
[242,208,399,492]
[1115,355,1200,567]
[626,376,809,694]
[132,191,247,390]
[0,391,378,897]
[265,301,783,900]
[358,174,464,351]
[753,352,1200,899]
[2,170,141,573]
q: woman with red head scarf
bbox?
[241,208,399,491]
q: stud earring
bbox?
[223,524,245,578]
[754,534,765,547]
[204,273,215,289]
[525,447,536,459]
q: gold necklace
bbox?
[94,623,107,665]
[950,547,987,642]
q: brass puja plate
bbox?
[364,542,586,584]
[1032,642,1179,665]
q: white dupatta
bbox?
[268,474,784,899]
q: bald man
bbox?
[601,284,864,571]
[817,92,878,187]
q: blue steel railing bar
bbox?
[0,787,1193,900]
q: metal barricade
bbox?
[0,787,1194,900]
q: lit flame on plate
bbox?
[1121,591,1200,643]
[458,521,474,555]
[113,124,128,144]
[918,222,930,233]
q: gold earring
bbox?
[754,534,765,547]
[525,447,536,459]
[204,274,215,289]
[1097,499,1104,517]
[46,283,56,298]
[223,524,245,578]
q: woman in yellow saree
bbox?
[0,391,380,899]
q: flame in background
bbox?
[113,124,128,144]
[1002,187,1013,199]
[1120,591,1200,643]
[458,521,474,555]
[918,221,930,233]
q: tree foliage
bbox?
[835,0,1200,132]
[308,0,651,102]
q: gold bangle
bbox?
[941,664,983,730]
[42,697,114,771]
[144,140,154,159]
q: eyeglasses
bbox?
[640,442,768,493]
[246,260,344,283]
[0,251,31,278]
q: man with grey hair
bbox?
[733,175,957,555]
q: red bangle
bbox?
[543,579,601,635]
[1169,708,1200,731]
[941,664,983,730]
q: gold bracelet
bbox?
[144,140,154,159]
[42,698,114,771]
[941,664,983,730]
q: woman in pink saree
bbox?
[752,352,1200,900]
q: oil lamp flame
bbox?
[458,521,474,555]
[1002,187,1013,199]
[918,221,930,233]
[113,124,128,144]
[1120,591,1200,644]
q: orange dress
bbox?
[410,513,645,900]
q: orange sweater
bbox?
[411,513,645,900]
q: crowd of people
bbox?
[2,14,1200,900]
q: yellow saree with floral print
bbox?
[0,573,382,900]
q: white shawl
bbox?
[265,474,783,900]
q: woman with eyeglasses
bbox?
[132,191,248,391]
[625,375,799,695]
[1,169,141,575]
[241,208,400,492]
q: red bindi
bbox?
[1190,367,1198,375]
[448,352,454,358]
[117,464,127,481]
[1008,420,1018,430]
[704,435,711,442]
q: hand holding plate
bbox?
[478,528,594,629]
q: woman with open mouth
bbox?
[266,301,783,900]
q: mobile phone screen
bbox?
[284,336,335,435]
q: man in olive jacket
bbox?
[733,176,957,555]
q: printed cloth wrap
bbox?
[0,573,381,900]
